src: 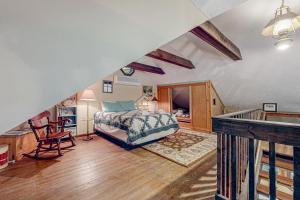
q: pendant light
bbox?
[262,0,300,50]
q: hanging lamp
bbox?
[262,0,300,50]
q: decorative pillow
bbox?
[117,100,136,111]
[102,101,123,112]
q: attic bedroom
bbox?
[1,0,300,200]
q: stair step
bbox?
[261,155,293,171]
[257,184,292,200]
[263,150,293,161]
[259,171,293,187]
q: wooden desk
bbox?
[0,131,37,161]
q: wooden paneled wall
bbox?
[191,82,210,132]
[210,84,225,117]
[157,87,171,112]
[157,81,224,132]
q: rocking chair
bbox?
[27,110,76,159]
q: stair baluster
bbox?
[213,109,300,200]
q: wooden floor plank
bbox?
[0,136,216,200]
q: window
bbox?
[103,80,113,93]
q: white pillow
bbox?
[142,110,150,116]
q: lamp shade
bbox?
[262,4,300,37]
[80,89,96,101]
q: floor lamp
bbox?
[80,89,96,141]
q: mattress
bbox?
[94,123,178,145]
[94,110,179,145]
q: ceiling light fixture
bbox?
[275,36,293,50]
[262,0,300,50]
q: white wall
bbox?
[76,70,155,134]
[0,0,208,133]
[192,0,248,19]
[0,0,250,133]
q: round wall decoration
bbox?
[120,66,135,76]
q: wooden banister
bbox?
[213,109,300,200]
[213,117,300,147]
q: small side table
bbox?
[0,131,37,161]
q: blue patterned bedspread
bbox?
[94,110,179,143]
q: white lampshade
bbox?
[80,89,96,101]
[262,2,300,37]
[275,36,293,50]
[262,1,299,50]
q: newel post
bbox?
[248,138,255,200]
[217,132,221,195]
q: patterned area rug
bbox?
[143,129,217,167]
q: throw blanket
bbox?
[94,110,179,143]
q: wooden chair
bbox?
[27,111,76,159]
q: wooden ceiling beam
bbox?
[128,62,165,75]
[190,21,242,61]
[146,49,195,69]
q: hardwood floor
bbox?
[149,156,216,200]
[0,136,216,200]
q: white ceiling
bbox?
[192,0,247,19]
[0,0,250,133]
[0,0,208,133]
[138,0,300,112]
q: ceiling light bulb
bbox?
[275,37,293,50]
[273,18,293,35]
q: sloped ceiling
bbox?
[0,0,249,133]
[139,0,300,112]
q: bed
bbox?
[94,109,179,147]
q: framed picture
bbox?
[263,103,277,112]
[103,80,113,93]
[143,86,153,97]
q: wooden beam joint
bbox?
[127,62,165,75]
[190,21,242,61]
[146,49,195,69]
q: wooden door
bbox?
[157,87,170,112]
[192,83,211,132]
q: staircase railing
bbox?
[213,109,300,200]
